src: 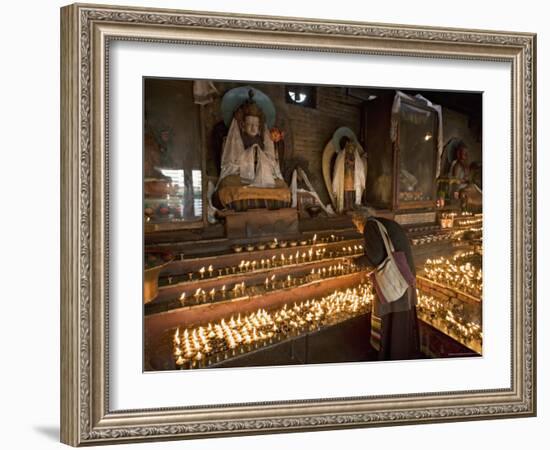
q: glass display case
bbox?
[144,169,203,223]
[144,78,205,230]
[365,91,440,213]
[396,99,438,208]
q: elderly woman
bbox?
[352,210,421,361]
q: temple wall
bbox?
[144,79,482,214]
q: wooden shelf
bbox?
[158,237,363,277]
[156,251,362,294]
[146,263,366,314]
[144,271,368,340]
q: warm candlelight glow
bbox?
[416,291,482,352]
[172,283,374,369]
[422,250,482,297]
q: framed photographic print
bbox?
[60,3,536,446]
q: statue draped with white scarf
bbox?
[323,128,367,214]
[218,110,283,188]
[215,87,291,211]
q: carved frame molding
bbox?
[60,3,536,446]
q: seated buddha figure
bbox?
[216,88,290,211]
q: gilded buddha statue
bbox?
[215,88,290,211]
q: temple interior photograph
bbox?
[143,78,483,371]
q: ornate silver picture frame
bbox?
[60,3,536,446]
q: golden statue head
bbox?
[235,89,265,137]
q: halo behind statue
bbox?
[331,127,359,151]
[441,137,465,176]
[444,137,464,163]
[221,86,276,128]
[323,127,362,209]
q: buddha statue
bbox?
[448,141,470,186]
[322,128,367,214]
[216,88,290,211]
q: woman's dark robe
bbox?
[362,217,421,361]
